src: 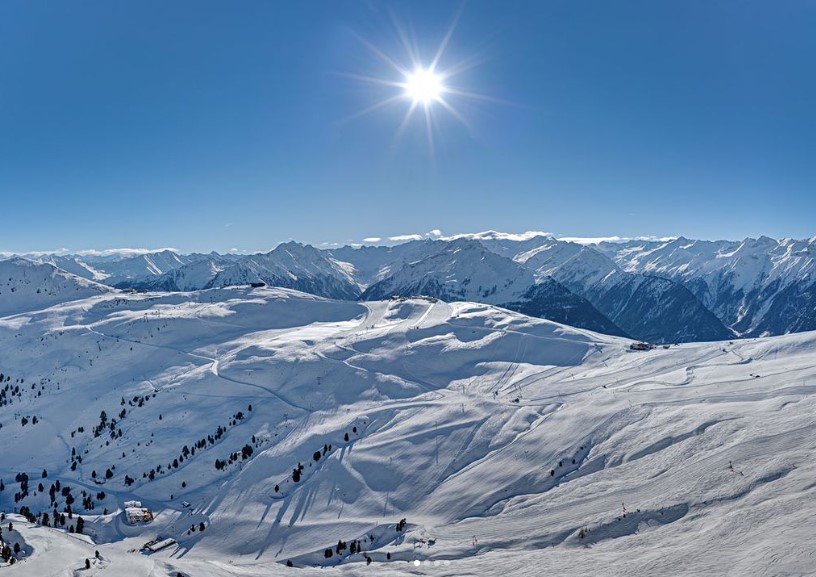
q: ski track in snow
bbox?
[0,288,814,576]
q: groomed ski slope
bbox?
[0,286,814,576]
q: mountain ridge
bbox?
[5,231,814,342]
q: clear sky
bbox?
[1,0,814,253]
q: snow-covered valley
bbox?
[1,281,814,576]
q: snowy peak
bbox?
[107,243,361,299]
[361,239,626,336]
[513,238,622,287]
[46,250,192,286]
[207,242,361,299]
[470,237,731,343]
[128,256,232,292]
[0,258,112,316]
[6,231,816,341]
[362,238,536,305]
[601,235,816,335]
[327,240,438,289]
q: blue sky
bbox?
[1,1,814,253]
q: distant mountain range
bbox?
[6,232,816,343]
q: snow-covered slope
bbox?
[207,242,360,299]
[501,237,733,343]
[361,238,539,305]
[361,238,625,336]
[18,232,815,343]
[124,242,361,299]
[44,255,110,282]
[0,288,815,576]
[121,254,233,292]
[0,258,111,316]
[599,236,816,336]
[330,234,734,342]
[48,250,192,286]
[328,240,440,289]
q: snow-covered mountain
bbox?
[360,239,626,336]
[484,236,733,343]
[117,253,234,292]
[206,241,360,299]
[597,235,816,336]
[116,242,361,300]
[0,258,111,316]
[8,231,816,342]
[347,234,727,343]
[1,286,815,576]
[327,240,441,289]
[47,250,193,286]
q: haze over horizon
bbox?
[5,229,816,258]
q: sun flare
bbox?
[404,68,445,105]
[341,8,493,152]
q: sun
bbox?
[403,68,445,106]
[339,7,492,152]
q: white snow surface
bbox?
[604,236,816,301]
[0,286,814,576]
[363,239,539,304]
[0,258,112,316]
[48,250,190,285]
